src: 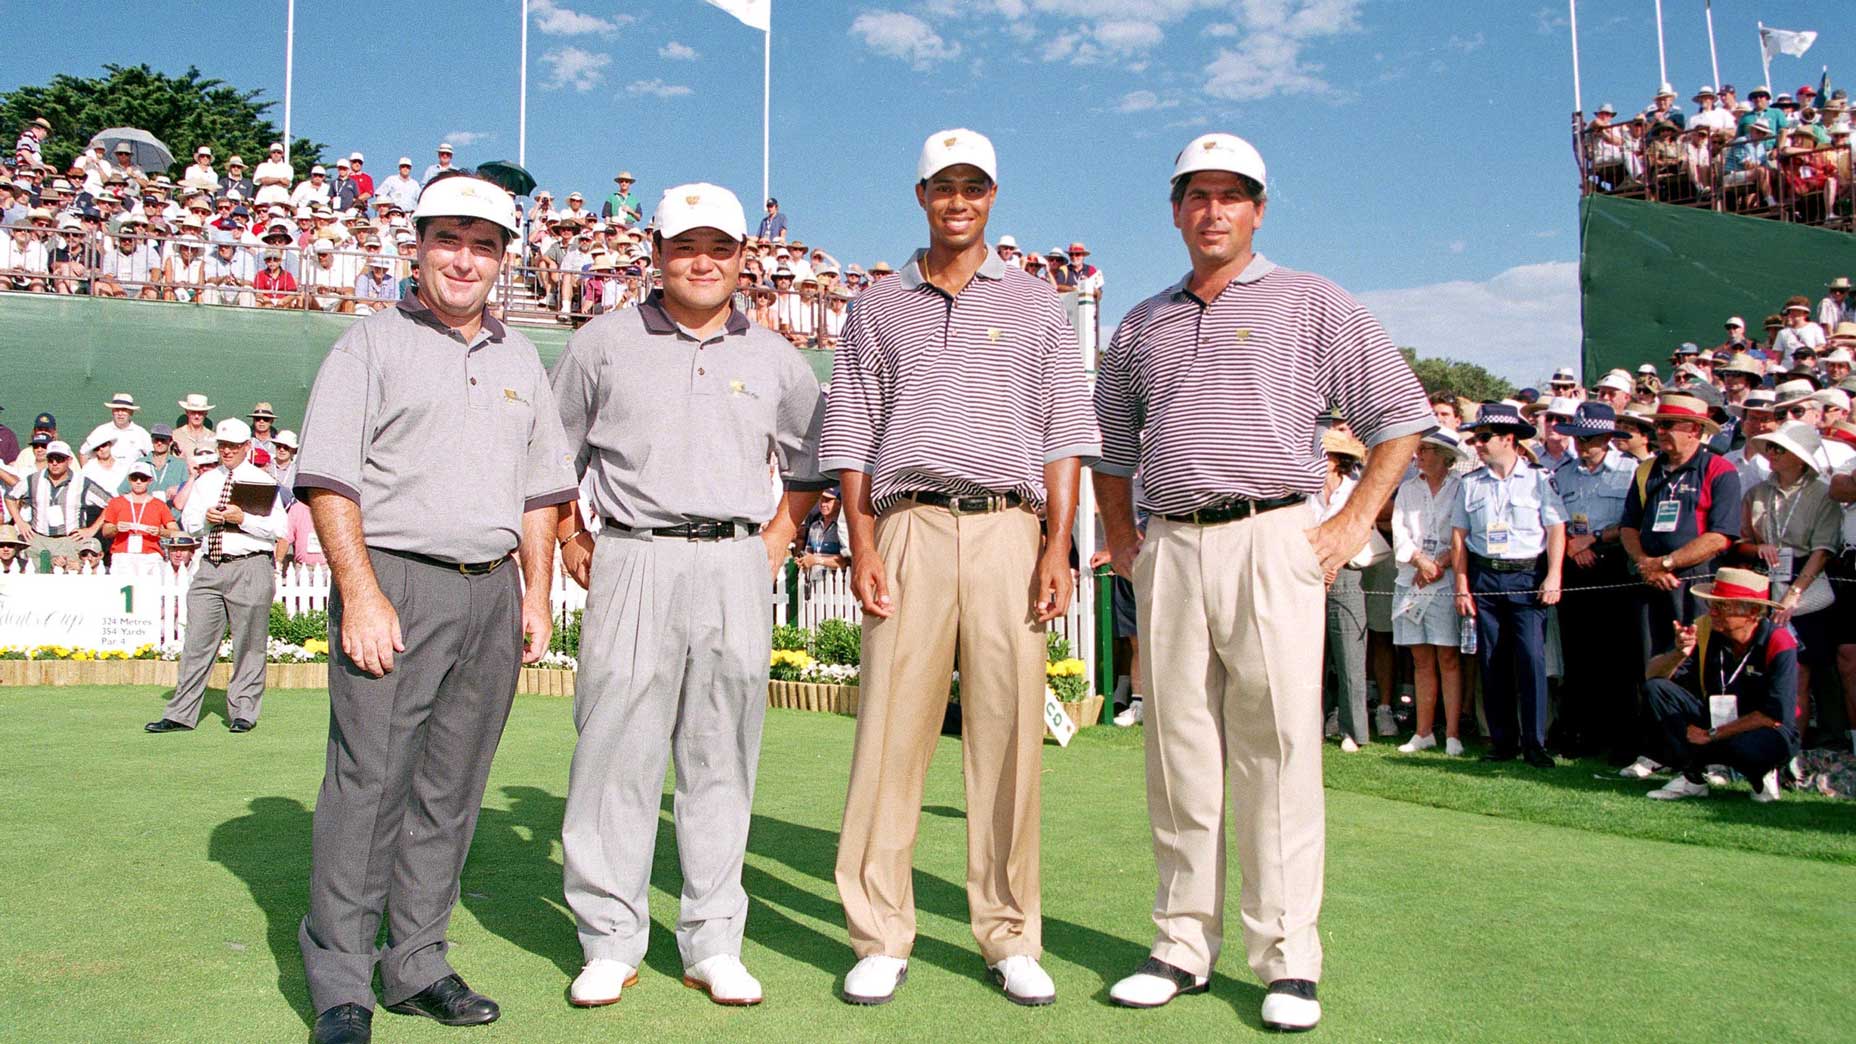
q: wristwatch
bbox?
[1660,555,1674,572]
[1707,726,1719,740]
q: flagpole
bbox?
[1653,0,1667,88]
[1759,22,1772,91]
[762,18,771,206]
[283,0,295,163]
[1569,0,1583,115]
[519,0,529,168]
[1704,0,1720,91]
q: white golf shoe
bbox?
[1261,979,1321,1031]
[683,954,762,1006]
[1397,734,1436,753]
[989,954,1055,1006]
[842,956,907,1005]
[570,959,638,1007]
[1108,957,1208,1008]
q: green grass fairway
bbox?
[3,686,1853,1043]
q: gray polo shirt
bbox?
[551,292,828,528]
[293,295,580,562]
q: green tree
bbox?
[1,64,324,180]
[1397,347,1515,404]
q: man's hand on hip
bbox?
[1307,512,1371,576]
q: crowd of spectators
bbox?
[4,120,1104,347]
[1299,272,1856,803]
[1582,79,1856,224]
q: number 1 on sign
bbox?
[121,585,134,613]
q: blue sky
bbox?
[4,1,1854,381]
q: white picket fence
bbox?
[24,556,1093,658]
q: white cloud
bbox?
[1115,89,1178,113]
[1446,32,1485,53]
[1448,240,1467,254]
[1202,1,1363,102]
[531,0,627,36]
[541,46,611,92]
[1357,262,1580,383]
[659,40,699,61]
[442,130,492,148]
[1093,20,1164,51]
[850,10,964,68]
[626,78,694,98]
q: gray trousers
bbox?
[162,554,273,726]
[1323,567,1369,744]
[298,549,521,1014]
[562,529,771,969]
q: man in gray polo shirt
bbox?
[550,183,826,1010]
[290,173,579,1044]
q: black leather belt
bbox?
[1159,494,1306,526]
[903,491,1024,515]
[1471,553,1541,574]
[605,518,760,541]
[382,548,507,575]
[208,551,273,565]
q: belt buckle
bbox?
[946,496,974,517]
[458,561,473,575]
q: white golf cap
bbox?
[1596,371,1634,394]
[273,429,300,449]
[1173,132,1267,189]
[127,460,155,479]
[214,417,252,443]
[438,142,454,153]
[917,128,997,183]
[349,151,364,162]
[310,164,326,175]
[998,234,1017,248]
[654,182,747,241]
[192,447,218,465]
[398,156,413,166]
[1725,315,1745,328]
[412,174,520,236]
[45,440,74,457]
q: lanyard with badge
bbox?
[1650,469,1683,533]
[1484,473,1517,556]
[1420,481,1452,559]
[1762,484,1806,582]
[124,496,153,554]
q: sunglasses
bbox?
[1766,444,1791,457]
[1652,420,1693,431]
[1780,405,1813,419]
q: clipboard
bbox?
[228,479,279,515]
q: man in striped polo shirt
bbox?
[821,128,1101,1007]
[1092,133,1430,1032]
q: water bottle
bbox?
[1459,613,1478,655]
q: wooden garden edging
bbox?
[0,660,573,695]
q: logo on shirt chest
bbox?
[503,388,530,407]
[986,327,1002,344]
[729,379,761,400]
[1235,328,1251,342]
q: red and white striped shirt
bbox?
[819,249,1100,514]
[1093,255,1432,514]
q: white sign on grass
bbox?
[0,574,160,650]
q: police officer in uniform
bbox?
[1550,402,1638,759]
[291,173,580,1044]
[549,184,827,1009]
[1452,402,1567,767]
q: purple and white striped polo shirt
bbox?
[1093,254,1432,515]
[819,249,1101,513]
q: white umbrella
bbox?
[87,127,175,172]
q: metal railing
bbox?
[1572,111,1855,230]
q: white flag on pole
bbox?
[703,0,769,32]
[1759,26,1817,63]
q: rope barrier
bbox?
[1352,571,1856,599]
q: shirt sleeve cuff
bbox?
[1362,418,1436,448]
[817,456,874,478]
[1044,442,1103,466]
[1091,460,1138,478]
[782,477,835,493]
[523,487,580,513]
[292,473,361,503]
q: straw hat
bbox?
[1650,392,1721,435]
[1320,429,1367,461]
[1693,566,1782,610]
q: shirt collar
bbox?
[637,290,751,339]
[395,292,507,346]
[1167,253,1277,302]
[898,247,1009,293]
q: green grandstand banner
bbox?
[1579,195,1856,382]
[0,295,835,436]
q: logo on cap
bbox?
[685,194,701,205]
[1204,141,1219,151]
[943,136,958,147]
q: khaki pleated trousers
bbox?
[835,500,1047,965]
[1135,502,1328,984]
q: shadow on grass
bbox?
[152,686,231,727]
[208,796,315,1026]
